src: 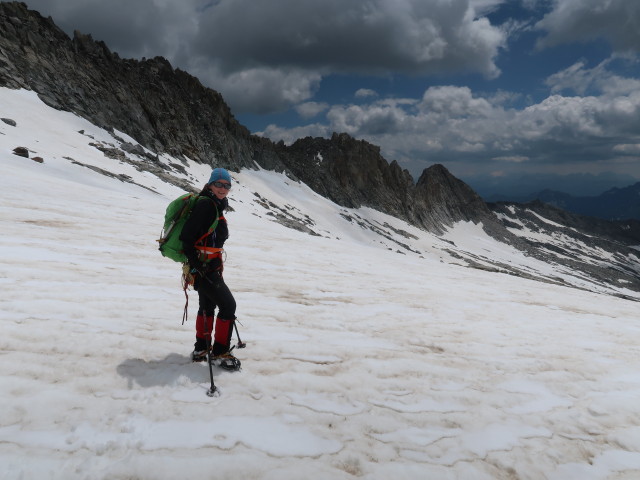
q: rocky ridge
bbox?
[490,201,640,297]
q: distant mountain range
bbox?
[486,183,640,221]
[472,171,638,199]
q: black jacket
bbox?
[179,190,228,268]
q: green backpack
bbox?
[158,193,218,263]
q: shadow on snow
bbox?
[116,353,217,388]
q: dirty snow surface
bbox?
[1,88,640,479]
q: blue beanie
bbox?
[209,168,231,184]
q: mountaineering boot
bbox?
[209,316,240,370]
[191,337,208,362]
[210,350,242,371]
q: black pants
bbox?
[195,270,236,320]
[195,270,236,355]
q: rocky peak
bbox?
[72,31,114,59]
[410,164,505,235]
[281,133,412,218]
[279,134,502,235]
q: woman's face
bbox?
[209,180,231,200]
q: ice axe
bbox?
[234,320,246,349]
[205,326,218,397]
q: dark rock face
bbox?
[278,134,499,235]
[512,200,640,244]
[280,133,413,216]
[0,1,269,172]
[412,164,499,235]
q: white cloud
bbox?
[545,61,596,95]
[326,102,409,136]
[545,58,640,96]
[295,102,329,119]
[355,88,378,99]
[188,63,323,114]
[493,155,529,163]
[259,123,330,145]
[265,75,640,178]
[419,86,493,118]
[536,0,640,53]
[613,144,640,155]
[469,0,505,15]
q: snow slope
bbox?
[2,88,640,479]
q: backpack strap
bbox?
[193,198,220,262]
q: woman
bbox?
[179,167,240,371]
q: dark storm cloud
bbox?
[15,0,506,114]
[193,0,504,76]
[187,0,506,112]
[16,0,201,61]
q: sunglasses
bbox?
[211,181,231,190]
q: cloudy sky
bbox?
[10,0,640,196]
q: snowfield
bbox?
[1,88,640,479]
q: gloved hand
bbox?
[206,257,222,271]
[187,254,205,274]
